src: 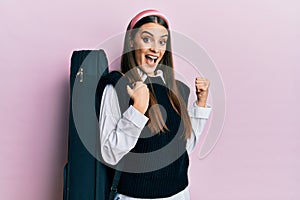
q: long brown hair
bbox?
[121,15,192,139]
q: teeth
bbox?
[146,55,158,60]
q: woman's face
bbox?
[131,22,169,76]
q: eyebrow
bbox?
[141,30,168,38]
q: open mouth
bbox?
[145,55,158,65]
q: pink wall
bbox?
[1,0,299,199]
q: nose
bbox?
[150,42,159,53]
[150,47,159,53]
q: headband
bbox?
[129,9,169,30]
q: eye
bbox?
[142,37,151,43]
[160,40,167,46]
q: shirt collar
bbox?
[136,67,166,84]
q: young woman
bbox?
[98,9,212,200]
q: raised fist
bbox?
[195,77,210,107]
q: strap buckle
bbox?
[110,187,117,193]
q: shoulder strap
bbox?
[109,168,122,200]
[95,70,131,119]
[95,71,130,200]
[95,71,131,120]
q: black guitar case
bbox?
[63,50,114,200]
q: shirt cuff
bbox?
[189,101,212,119]
[122,105,149,128]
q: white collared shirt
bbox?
[99,70,212,200]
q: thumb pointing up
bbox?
[126,81,149,114]
[126,85,134,97]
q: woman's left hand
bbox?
[195,77,210,107]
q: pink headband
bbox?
[129,9,169,30]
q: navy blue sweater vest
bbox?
[117,76,190,198]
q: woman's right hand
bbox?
[126,81,149,114]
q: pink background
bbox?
[1,0,299,199]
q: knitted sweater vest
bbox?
[117,76,190,199]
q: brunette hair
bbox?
[121,15,192,139]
